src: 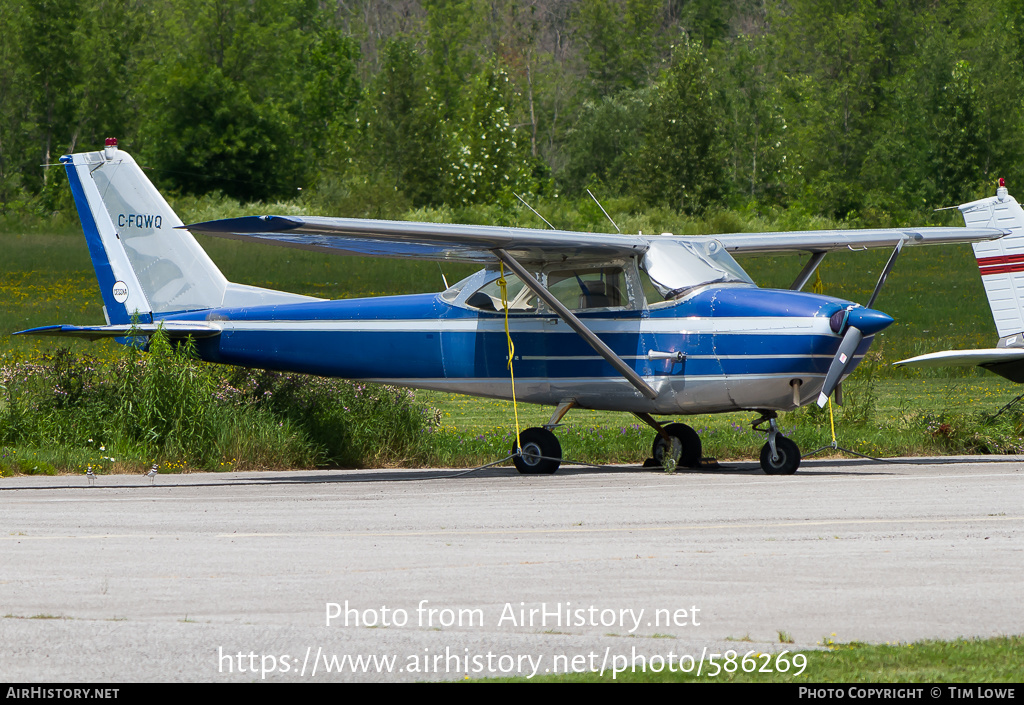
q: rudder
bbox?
[961,180,1024,345]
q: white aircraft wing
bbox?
[184,216,1007,264]
[185,215,648,264]
[715,227,1007,254]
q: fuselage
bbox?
[162,284,888,415]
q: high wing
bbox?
[715,227,1007,254]
[184,215,1007,264]
[185,215,647,264]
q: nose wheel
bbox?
[513,427,562,474]
[759,435,800,474]
[754,414,800,475]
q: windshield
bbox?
[641,239,754,300]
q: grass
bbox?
[0,338,440,473]
[484,636,1023,682]
[413,372,1024,467]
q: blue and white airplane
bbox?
[18,141,1008,474]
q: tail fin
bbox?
[62,140,315,325]
[961,181,1024,346]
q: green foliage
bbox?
[634,40,724,213]
[444,64,537,206]
[219,368,438,467]
[424,0,485,116]
[353,36,450,208]
[141,66,297,201]
[919,401,1024,455]
[932,60,984,204]
[715,31,789,205]
[299,27,361,157]
[0,335,440,472]
[115,333,220,466]
[573,0,664,98]
[2,0,1024,222]
[562,88,650,195]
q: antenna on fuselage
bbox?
[437,262,449,289]
[587,188,621,233]
[514,193,555,230]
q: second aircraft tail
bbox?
[962,180,1024,346]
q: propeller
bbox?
[816,241,904,407]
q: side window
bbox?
[465,273,537,312]
[547,268,627,310]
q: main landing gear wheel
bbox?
[513,427,562,475]
[651,423,702,470]
[759,436,800,475]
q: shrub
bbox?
[0,333,440,472]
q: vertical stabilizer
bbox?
[62,140,229,324]
[961,181,1024,345]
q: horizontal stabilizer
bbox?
[894,348,1024,368]
[15,323,221,341]
[894,347,1024,383]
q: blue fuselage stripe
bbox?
[167,288,873,382]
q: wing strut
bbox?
[789,251,827,291]
[492,249,658,400]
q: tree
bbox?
[573,0,664,99]
[22,0,80,187]
[424,0,486,118]
[715,31,789,204]
[561,87,650,194]
[932,60,985,204]
[137,0,313,200]
[355,37,449,207]
[445,63,537,205]
[298,25,361,159]
[633,40,724,213]
[142,66,295,201]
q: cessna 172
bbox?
[896,180,1024,382]
[17,141,1010,474]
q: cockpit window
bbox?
[465,272,537,312]
[547,267,627,310]
[641,239,754,301]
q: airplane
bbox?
[15,140,1009,475]
[896,179,1024,382]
